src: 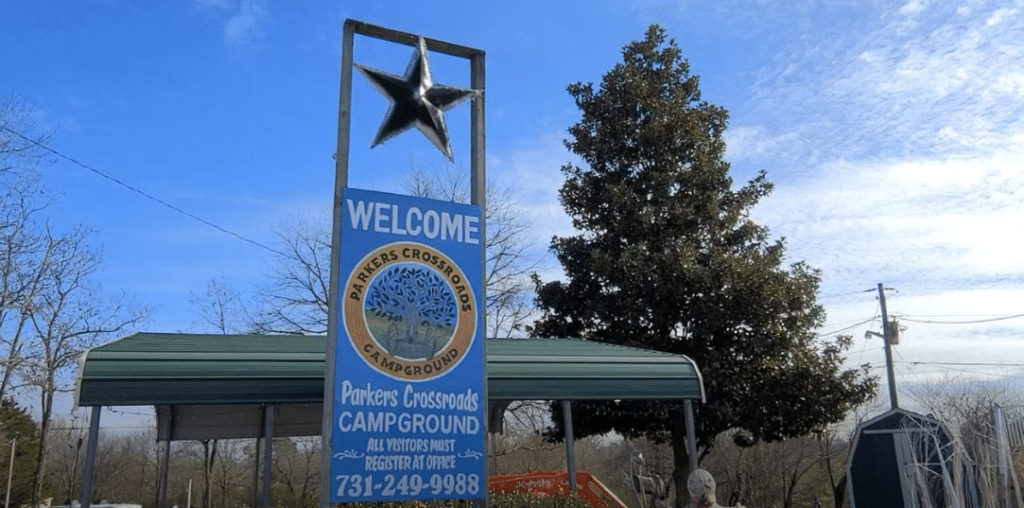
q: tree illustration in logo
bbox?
[364,263,457,360]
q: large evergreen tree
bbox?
[531,26,876,505]
[0,398,42,508]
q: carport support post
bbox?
[488,431,497,474]
[159,434,171,508]
[80,405,101,508]
[684,400,698,473]
[261,405,275,508]
[158,406,173,508]
[561,400,577,493]
[252,408,264,508]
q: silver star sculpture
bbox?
[356,37,479,161]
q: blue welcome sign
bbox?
[329,187,486,502]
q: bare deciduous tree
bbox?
[0,95,52,176]
[405,167,538,338]
[18,224,144,506]
[190,276,249,335]
[0,177,49,401]
[906,375,1024,508]
[189,276,259,507]
[251,167,538,338]
[101,428,160,505]
[212,440,251,508]
[1,95,56,401]
[273,437,320,508]
[251,212,331,335]
[700,433,829,508]
[45,416,87,504]
[1,94,146,507]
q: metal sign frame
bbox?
[322,19,487,508]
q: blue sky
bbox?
[3,0,1024,429]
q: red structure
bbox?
[489,472,628,508]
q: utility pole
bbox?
[878,283,898,409]
[5,437,14,508]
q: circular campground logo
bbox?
[343,242,477,381]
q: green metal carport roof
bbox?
[76,332,705,408]
[73,332,706,506]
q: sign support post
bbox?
[323,19,487,508]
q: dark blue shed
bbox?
[847,408,979,508]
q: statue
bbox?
[684,469,746,508]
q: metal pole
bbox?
[470,47,488,508]
[683,400,698,473]
[80,406,102,508]
[878,283,898,409]
[157,405,173,508]
[5,437,14,508]
[261,405,275,508]
[159,435,171,508]
[469,52,486,208]
[488,431,497,475]
[561,400,577,493]
[994,404,1011,508]
[253,407,264,508]
[321,18,355,508]
[334,19,355,188]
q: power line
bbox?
[905,360,1024,368]
[49,424,155,431]
[903,362,1024,382]
[0,125,291,259]
[816,317,878,338]
[819,288,877,300]
[898,313,1024,325]
[887,359,1024,383]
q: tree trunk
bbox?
[32,384,55,508]
[204,440,218,508]
[670,426,693,508]
[0,339,19,401]
[783,467,802,508]
[832,475,847,508]
[0,313,29,401]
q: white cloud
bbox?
[986,7,1018,26]
[734,0,1024,286]
[899,0,928,16]
[192,0,268,49]
[724,126,802,163]
[223,0,268,49]
[488,132,576,240]
[739,0,1024,168]
[487,133,578,282]
[192,0,234,9]
[758,140,1024,287]
[993,72,1024,96]
[578,0,1024,386]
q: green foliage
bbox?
[531,23,877,486]
[0,398,42,508]
[488,492,593,508]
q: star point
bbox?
[356,37,479,161]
